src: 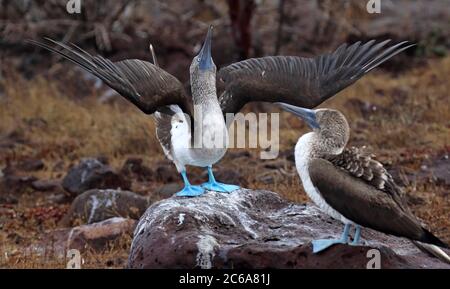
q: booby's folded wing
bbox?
[27,38,191,115]
[308,158,448,248]
[325,146,407,208]
[218,40,414,114]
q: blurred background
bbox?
[0,0,449,268]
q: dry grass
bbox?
[0,73,160,167]
[0,56,449,268]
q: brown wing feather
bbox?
[27,38,191,116]
[325,146,407,205]
[219,40,414,114]
[308,158,448,248]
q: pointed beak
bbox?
[198,25,213,70]
[277,103,320,129]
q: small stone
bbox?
[31,179,62,192]
[62,158,131,197]
[120,157,153,181]
[16,159,45,172]
[154,183,183,198]
[34,217,136,256]
[60,189,150,226]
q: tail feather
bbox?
[421,228,449,249]
[412,241,450,265]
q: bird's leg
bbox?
[175,170,205,197]
[350,225,362,245]
[201,166,240,193]
[312,223,351,253]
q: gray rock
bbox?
[60,189,151,226]
[128,189,450,269]
[120,157,153,181]
[31,179,62,192]
[154,183,183,199]
[0,174,37,204]
[31,217,136,257]
[15,158,45,172]
[62,158,131,197]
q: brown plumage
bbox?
[280,104,449,252]
[27,38,192,117]
[308,157,448,248]
[219,40,414,115]
[327,147,396,191]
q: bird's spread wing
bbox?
[218,40,414,114]
[28,38,191,115]
[308,155,448,248]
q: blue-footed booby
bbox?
[28,26,239,197]
[278,103,450,263]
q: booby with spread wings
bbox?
[278,103,449,263]
[29,26,239,197]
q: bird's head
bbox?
[278,103,350,152]
[190,25,216,76]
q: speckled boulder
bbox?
[62,158,131,197]
[60,189,151,226]
[128,189,450,269]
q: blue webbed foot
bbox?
[312,238,347,253]
[175,170,205,197]
[175,185,205,197]
[201,181,240,193]
[202,166,240,193]
[350,225,362,246]
[312,223,351,253]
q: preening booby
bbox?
[28,29,412,197]
[29,26,238,197]
[278,103,450,262]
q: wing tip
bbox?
[422,228,449,249]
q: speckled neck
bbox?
[191,70,218,106]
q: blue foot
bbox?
[350,225,362,246]
[202,166,240,193]
[202,181,240,193]
[175,185,205,197]
[312,223,351,253]
[312,238,347,253]
[175,170,205,197]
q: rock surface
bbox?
[15,158,45,172]
[62,158,131,197]
[128,189,450,269]
[120,157,153,181]
[32,217,136,257]
[0,174,37,204]
[60,189,151,226]
[154,183,183,199]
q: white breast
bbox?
[170,107,228,169]
[294,133,350,224]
